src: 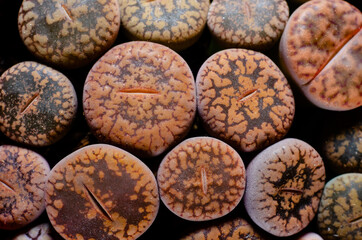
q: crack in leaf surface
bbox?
[83,183,113,221]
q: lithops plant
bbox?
[18,0,120,69]
[244,138,326,237]
[119,0,210,51]
[0,61,77,147]
[157,137,246,221]
[279,0,362,111]
[83,41,196,158]
[196,48,295,152]
[0,145,50,230]
[317,173,362,240]
[180,218,265,240]
[45,144,159,240]
[207,0,289,51]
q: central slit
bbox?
[119,88,160,95]
[200,167,208,195]
[61,4,73,21]
[304,26,361,86]
[243,2,251,19]
[20,92,39,114]
[0,179,15,192]
[238,89,258,102]
[348,215,362,225]
[279,188,304,194]
[83,183,113,221]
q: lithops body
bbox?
[279,0,362,110]
[0,145,50,230]
[207,0,289,50]
[196,48,295,152]
[157,137,246,221]
[119,0,209,51]
[317,173,362,240]
[18,0,120,69]
[45,144,159,240]
[322,120,362,173]
[180,218,265,240]
[297,232,324,240]
[0,61,77,147]
[12,223,61,240]
[83,41,196,157]
[244,138,326,237]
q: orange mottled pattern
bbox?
[83,41,196,157]
[157,137,245,221]
[196,48,295,153]
[317,173,362,240]
[119,0,209,51]
[0,145,50,230]
[279,0,362,110]
[244,138,326,237]
[207,0,289,50]
[18,0,120,69]
[45,144,159,240]
[180,218,265,240]
[0,61,77,147]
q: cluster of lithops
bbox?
[0,0,361,239]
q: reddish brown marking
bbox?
[279,188,304,194]
[119,88,160,95]
[20,92,39,114]
[83,183,113,221]
[348,215,362,225]
[305,26,362,86]
[0,179,15,192]
[200,167,208,195]
[61,4,73,21]
[238,89,258,103]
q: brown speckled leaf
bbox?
[0,145,50,230]
[158,136,245,221]
[244,138,325,237]
[45,144,159,240]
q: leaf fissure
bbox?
[348,215,362,225]
[61,4,73,21]
[83,183,113,221]
[243,2,251,19]
[303,26,362,86]
[119,88,160,95]
[279,188,304,194]
[238,89,258,102]
[0,179,15,192]
[20,92,39,114]
[201,167,208,195]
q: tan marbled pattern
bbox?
[45,144,159,240]
[18,0,120,69]
[119,0,209,51]
[317,173,362,240]
[244,138,325,237]
[0,145,50,230]
[157,137,245,221]
[83,41,196,157]
[279,0,362,110]
[196,48,295,152]
[0,61,77,147]
[207,0,289,50]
